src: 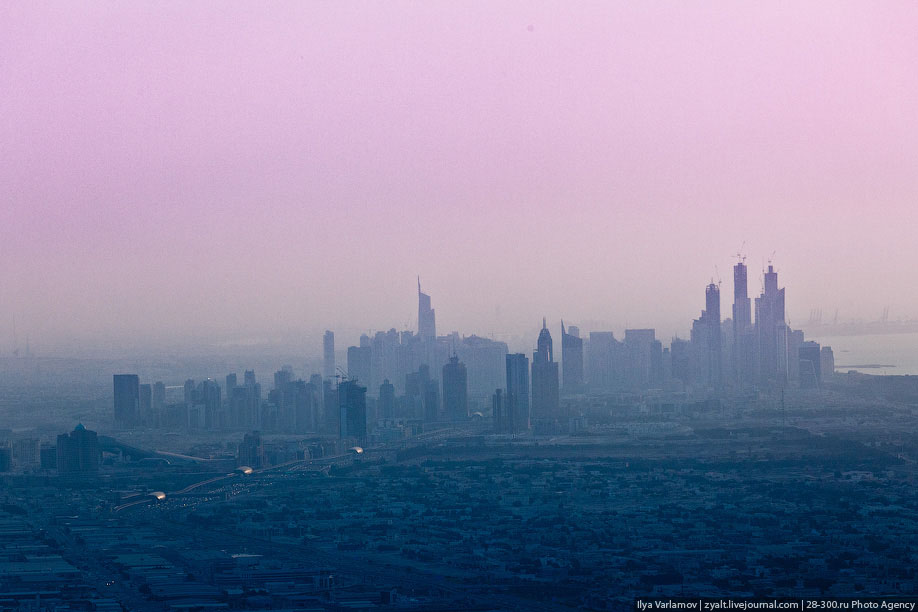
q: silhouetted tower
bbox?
[492,388,507,433]
[442,355,469,421]
[347,345,372,387]
[799,341,821,389]
[323,331,335,379]
[113,374,140,428]
[732,260,753,388]
[505,353,530,433]
[378,379,396,420]
[418,278,436,340]
[531,319,560,422]
[706,282,723,388]
[561,321,584,393]
[56,424,100,474]
[755,264,787,385]
[139,383,151,426]
[338,379,367,444]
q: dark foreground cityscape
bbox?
[2,263,918,611]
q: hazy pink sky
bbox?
[2,2,917,353]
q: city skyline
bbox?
[2,3,918,354]
[3,4,918,608]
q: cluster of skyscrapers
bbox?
[113,263,835,440]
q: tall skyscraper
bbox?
[799,341,821,389]
[588,332,616,391]
[423,375,439,423]
[706,282,723,388]
[338,379,367,444]
[113,374,140,428]
[293,380,319,434]
[418,278,436,340]
[755,264,787,385]
[152,381,166,415]
[323,379,338,434]
[347,345,372,388]
[442,355,469,421]
[378,379,396,420]
[492,388,508,434]
[323,330,336,379]
[820,346,835,379]
[561,321,584,393]
[732,260,753,387]
[199,379,222,430]
[531,319,560,422]
[505,353,530,433]
[624,329,656,390]
[139,383,152,426]
[689,284,723,390]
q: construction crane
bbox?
[734,241,747,264]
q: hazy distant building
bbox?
[293,380,319,433]
[505,353,530,433]
[799,341,821,388]
[492,389,508,433]
[732,260,754,388]
[706,283,722,387]
[418,278,436,340]
[347,345,372,388]
[56,424,100,474]
[378,379,396,420]
[323,330,336,379]
[624,329,657,390]
[786,328,805,383]
[531,319,560,422]
[561,321,584,393]
[442,356,469,421]
[199,379,222,430]
[405,365,427,420]
[588,332,616,391]
[139,383,152,426]
[424,375,440,423]
[455,335,509,401]
[113,374,140,428]
[152,381,166,424]
[237,431,265,469]
[689,283,722,390]
[820,346,835,379]
[274,367,293,392]
[322,379,338,434]
[338,379,367,443]
[755,264,787,386]
[670,337,691,387]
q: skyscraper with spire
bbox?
[417,277,436,340]
[732,260,751,386]
[705,281,723,388]
[755,264,787,386]
[531,318,560,423]
[689,282,722,390]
